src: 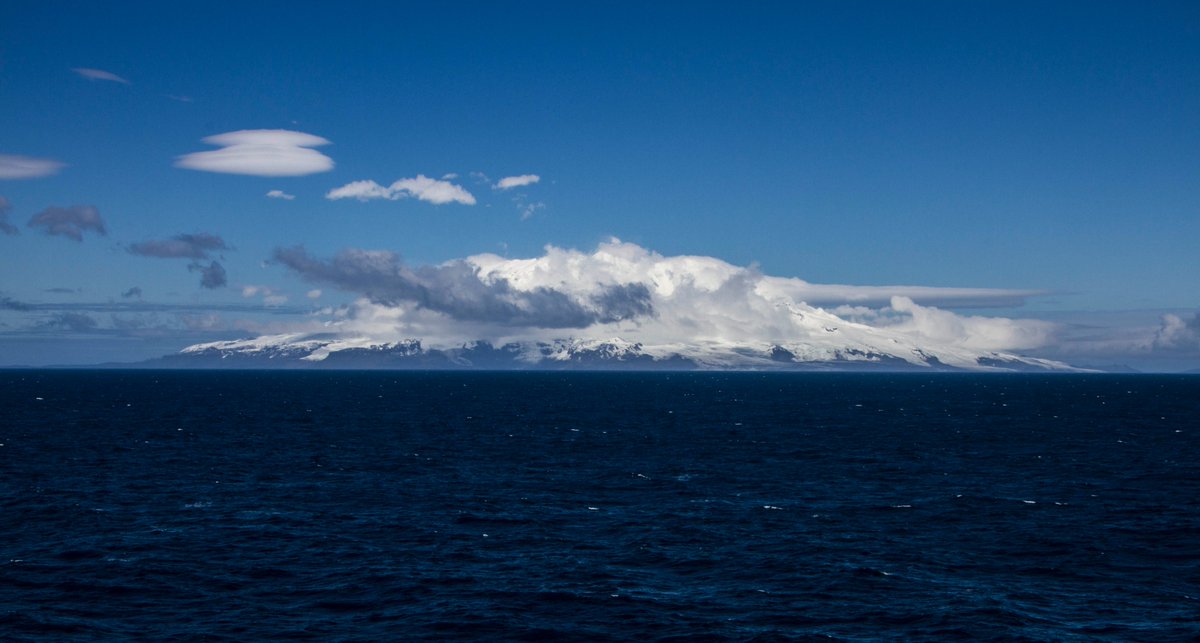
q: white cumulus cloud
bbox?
[326,175,475,205]
[495,174,540,190]
[0,154,66,180]
[72,67,130,84]
[266,189,295,200]
[176,130,334,177]
[271,239,1060,368]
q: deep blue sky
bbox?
[1,1,1198,367]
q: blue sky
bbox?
[1,1,1198,369]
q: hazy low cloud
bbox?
[40,312,99,332]
[176,130,334,177]
[121,287,143,299]
[28,205,107,241]
[326,175,476,205]
[266,189,295,200]
[273,245,651,328]
[128,233,229,259]
[1,294,31,311]
[0,154,65,180]
[72,67,130,84]
[495,174,540,190]
[189,261,227,289]
[0,196,16,235]
[1153,311,1200,352]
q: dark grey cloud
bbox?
[0,196,17,235]
[272,246,653,328]
[1,294,31,311]
[39,312,99,332]
[128,233,229,259]
[44,287,81,294]
[189,261,227,289]
[121,287,143,299]
[28,205,107,241]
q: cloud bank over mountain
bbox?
[269,239,1057,359]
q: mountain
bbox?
[137,332,1084,372]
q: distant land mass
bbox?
[120,333,1086,372]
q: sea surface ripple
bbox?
[1,371,1197,641]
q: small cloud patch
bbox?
[495,174,540,190]
[28,205,107,241]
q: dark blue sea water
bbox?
[1,371,1198,641]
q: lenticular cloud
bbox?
[176,130,334,177]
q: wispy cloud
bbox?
[176,130,334,177]
[28,205,107,241]
[520,201,545,221]
[71,67,130,84]
[495,174,540,190]
[121,287,143,299]
[326,175,476,205]
[0,154,65,180]
[128,232,229,259]
[266,189,295,200]
[242,285,288,307]
[0,196,17,235]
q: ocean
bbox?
[1,371,1197,641]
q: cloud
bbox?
[495,174,540,190]
[44,288,80,294]
[0,154,65,180]
[263,239,1062,368]
[242,285,288,306]
[176,130,334,177]
[1,295,31,311]
[880,296,1055,351]
[1153,311,1200,352]
[326,175,476,205]
[72,67,130,84]
[128,233,229,259]
[0,196,16,235]
[266,189,295,200]
[519,201,545,221]
[27,205,107,241]
[273,245,651,328]
[307,289,322,299]
[40,312,99,332]
[189,261,227,289]
[121,287,143,299]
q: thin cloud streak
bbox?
[72,67,130,84]
[0,154,65,180]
